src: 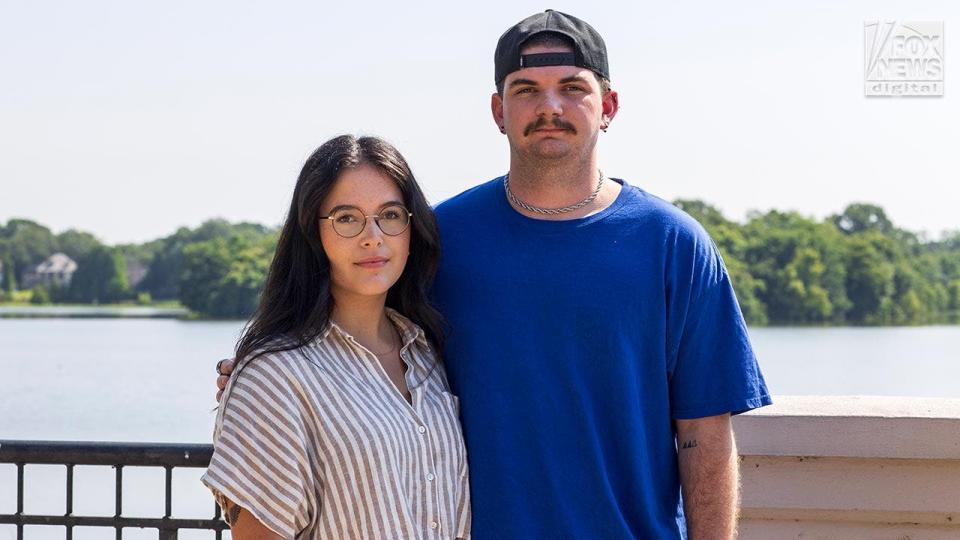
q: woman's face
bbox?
[319,164,411,303]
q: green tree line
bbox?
[2,202,958,323]
[0,218,277,318]
[675,201,960,325]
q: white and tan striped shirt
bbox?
[202,309,471,539]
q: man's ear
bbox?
[601,89,619,130]
[491,92,505,133]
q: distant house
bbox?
[126,258,148,290]
[22,253,78,289]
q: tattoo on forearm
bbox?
[226,503,242,526]
[681,439,699,450]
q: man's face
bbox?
[492,44,618,161]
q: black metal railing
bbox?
[0,440,228,540]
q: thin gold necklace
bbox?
[371,326,401,357]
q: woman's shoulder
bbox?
[233,337,325,387]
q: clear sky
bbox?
[1,0,957,244]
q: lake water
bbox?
[3,319,959,444]
[1,319,958,538]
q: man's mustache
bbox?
[523,117,577,136]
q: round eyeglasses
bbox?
[319,204,412,238]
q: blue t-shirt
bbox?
[431,177,771,539]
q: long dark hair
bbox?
[234,135,444,366]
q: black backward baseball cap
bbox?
[494,9,609,85]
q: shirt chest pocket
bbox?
[429,390,467,472]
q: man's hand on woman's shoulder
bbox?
[215,358,236,403]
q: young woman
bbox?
[202,135,470,540]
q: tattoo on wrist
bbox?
[681,439,699,450]
[226,504,242,526]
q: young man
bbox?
[218,10,770,539]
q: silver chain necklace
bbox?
[503,170,605,216]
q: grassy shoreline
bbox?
[0,303,191,319]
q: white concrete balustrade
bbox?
[733,395,960,539]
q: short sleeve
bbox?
[666,226,772,420]
[201,354,317,538]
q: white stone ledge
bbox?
[742,507,957,525]
[740,455,960,517]
[732,395,960,538]
[740,520,960,540]
[733,395,960,460]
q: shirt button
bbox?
[429,522,438,529]
[418,425,426,434]
[426,473,435,481]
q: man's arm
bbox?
[675,413,739,540]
